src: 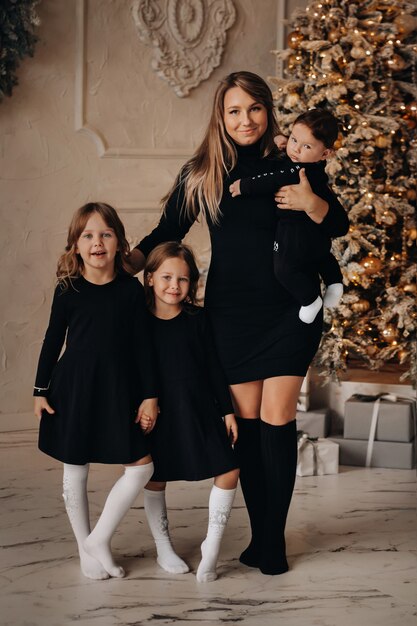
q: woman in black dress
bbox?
[130,72,349,575]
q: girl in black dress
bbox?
[140,242,239,583]
[130,72,349,575]
[33,202,158,580]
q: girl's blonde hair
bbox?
[144,242,200,311]
[162,71,279,225]
[57,202,131,288]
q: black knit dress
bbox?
[147,306,238,482]
[137,140,349,384]
[34,274,158,465]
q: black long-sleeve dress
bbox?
[34,274,158,465]
[147,306,238,481]
[137,140,349,384]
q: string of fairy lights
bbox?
[271,0,417,381]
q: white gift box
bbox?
[297,435,339,476]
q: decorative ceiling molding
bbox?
[74,0,193,159]
[132,0,236,98]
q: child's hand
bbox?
[274,134,288,151]
[229,180,241,198]
[224,413,238,445]
[136,397,159,433]
[34,396,55,420]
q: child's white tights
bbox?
[84,462,154,578]
[196,485,236,583]
[62,463,109,580]
[144,489,189,574]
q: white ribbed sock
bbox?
[62,463,109,580]
[84,462,154,578]
[144,489,189,574]
[299,295,323,324]
[323,283,343,308]
[196,485,236,583]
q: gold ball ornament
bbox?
[407,227,417,240]
[402,115,416,129]
[394,13,417,36]
[388,54,407,71]
[288,30,304,49]
[406,188,416,201]
[284,92,301,108]
[381,325,398,343]
[360,255,382,274]
[352,299,371,313]
[403,283,417,294]
[375,135,390,148]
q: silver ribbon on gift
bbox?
[297,432,318,474]
[351,393,416,468]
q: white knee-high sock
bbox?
[196,485,236,583]
[144,489,189,574]
[62,463,109,580]
[84,462,154,578]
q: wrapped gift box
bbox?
[297,436,339,476]
[344,396,415,442]
[332,436,416,469]
[296,408,330,438]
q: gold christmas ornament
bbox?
[388,54,406,71]
[352,299,371,313]
[402,115,416,129]
[360,255,382,274]
[403,283,416,294]
[407,227,417,240]
[288,30,304,49]
[381,325,398,343]
[284,92,301,108]
[406,188,416,201]
[375,135,390,148]
[394,13,417,36]
[405,101,417,118]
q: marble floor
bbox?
[1,425,416,626]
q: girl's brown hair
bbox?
[162,71,279,225]
[144,242,200,311]
[57,202,131,288]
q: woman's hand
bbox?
[34,397,55,420]
[275,168,329,224]
[224,413,238,445]
[136,397,159,433]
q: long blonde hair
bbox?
[57,202,131,288]
[162,71,279,225]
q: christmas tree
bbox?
[271,0,417,383]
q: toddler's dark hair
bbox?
[293,109,339,148]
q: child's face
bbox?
[148,257,190,313]
[287,123,331,163]
[76,213,118,277]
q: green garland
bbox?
[0,0,40,101]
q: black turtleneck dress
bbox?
[137,141,349,384]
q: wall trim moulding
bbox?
[75,0,193,160]
[118,202,161,214]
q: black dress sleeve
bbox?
[239,161,304,196]
[136,173,198,258]
[200,311,234,416]
[33,286,68,396]
[133,281,158,399]
[314,183,350,238]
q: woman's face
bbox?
[223,86,268,145]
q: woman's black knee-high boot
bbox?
[259,419,297,575]
[233,417,266,567]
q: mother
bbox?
[130,71,349,575]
